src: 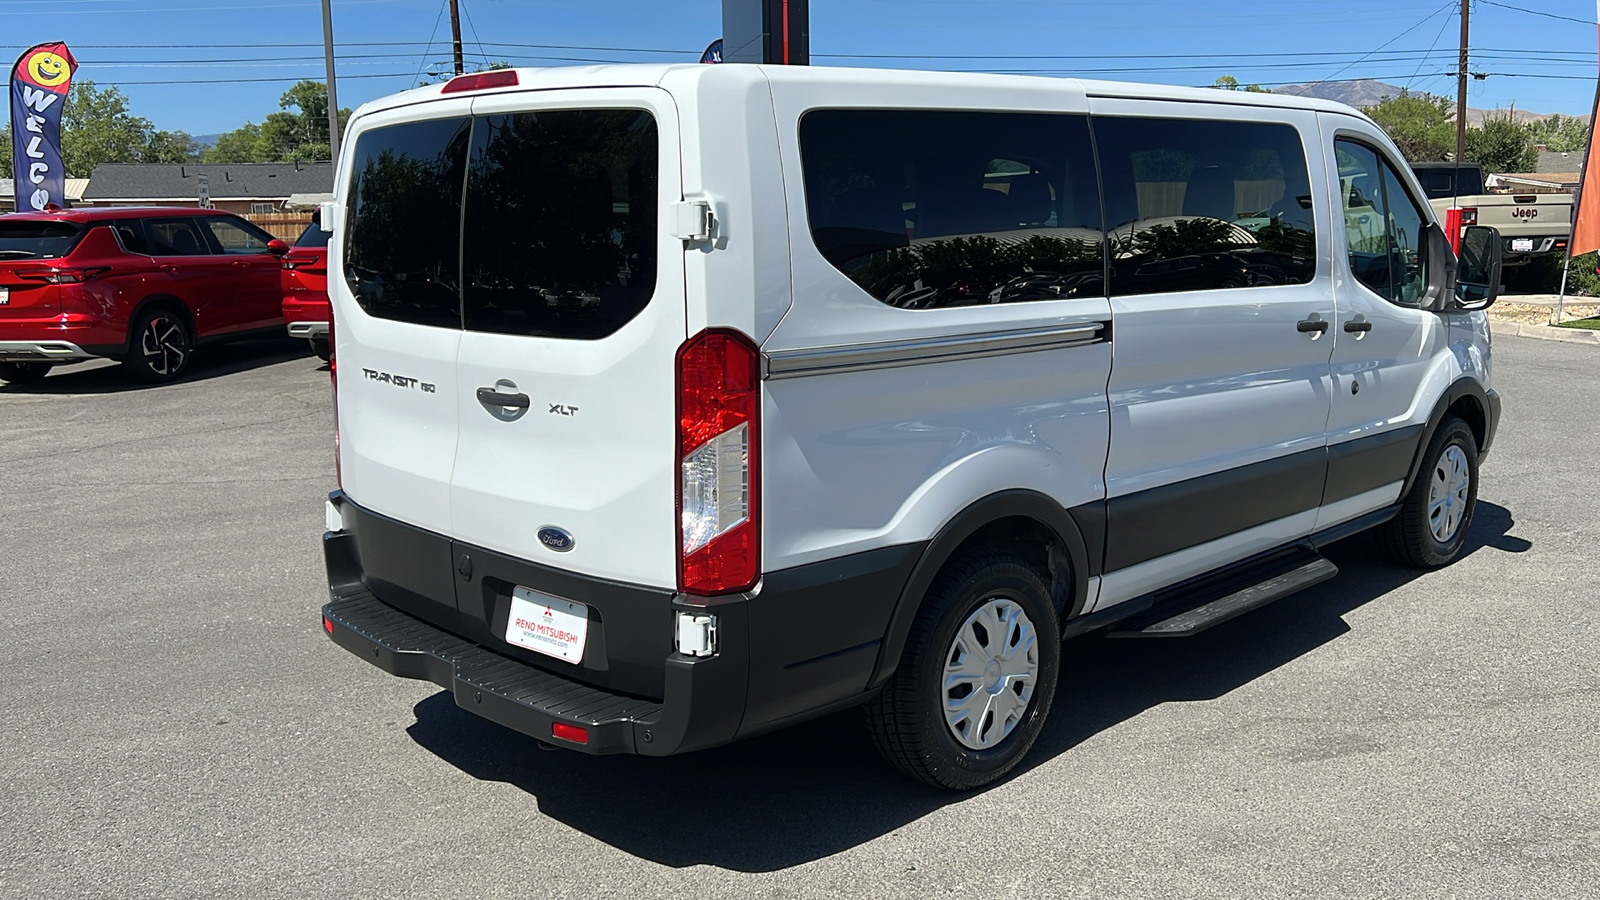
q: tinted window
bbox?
[345,117,471,329]
[1096,117,1316,296]
[1413,166,1483,199]
[199,217,273,255]
[0,220,85,259]
[462,109,659,339]
[294,220,331,249]
[107,219,152,255]
[1337,140,1431,307]
[799,110,1104,309]
[144,218,210,257]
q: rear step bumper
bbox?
[324,592,697,755]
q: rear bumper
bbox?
[0,339,99,363]
[321,492,920,755]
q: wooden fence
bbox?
[244,212,314,241]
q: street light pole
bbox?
[321,0,340,159]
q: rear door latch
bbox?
[670,200,715,243]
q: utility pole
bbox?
[320,0,341,158]
[1456,0,1469,164]
[448,0,465,76]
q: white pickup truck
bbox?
[1411,162,1572,270]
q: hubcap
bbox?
[1427,444,1471,543]
[141,317,187,376]
[942,596,1039,751]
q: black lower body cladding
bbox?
[321,493,922,755]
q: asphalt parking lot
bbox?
[1,334,1596,899]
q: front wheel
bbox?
[864,551,1060,790]
[123,308,192,383]
[1377,416,1479,568]
[0,362,52,385]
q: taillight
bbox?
[1459,207,1478,226]
[676,329,760,596]
[14,266,109,283]
[283,253,322,271]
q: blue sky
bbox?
[5,0,1598,136]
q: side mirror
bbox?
[267,238,290,258]
[1453,225,1502,311]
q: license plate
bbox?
[506,587,589,664]
[0,287,9,305]
[1512,238,1534,252]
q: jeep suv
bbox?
[0,207,288,384]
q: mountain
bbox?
[1271,79,1585,125]
[192,133,222,149]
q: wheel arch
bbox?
[865,490,1097,691]
[123,295,195,358]
[1401,377,1491,498]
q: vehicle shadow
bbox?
[0,337,315,395]
[405,502,1525,872]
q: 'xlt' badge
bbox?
[537,527,575,552]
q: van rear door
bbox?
[333,105,473,535]
[450,89,685,587]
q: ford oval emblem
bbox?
[537,526,575,552]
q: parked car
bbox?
[319,65,1504,790]
[0,207,288,384]
[1409,161,1572,269]
[281,216,332,360]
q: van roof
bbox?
[351,63,1367,122]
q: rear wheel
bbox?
[864,551,1060,790]
[1377,416,1479,568]
[0,362,52,385]
[123,308,192,383]
[310,337,330,362]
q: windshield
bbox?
[0,220,86,259]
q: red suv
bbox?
[0,207,288,384]
[281,219,332,360]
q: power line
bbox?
[1315,0,1456,85]
[1477,0,1595,26]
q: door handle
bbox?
[160,265,179,273]
[476,387,530,409]
[1296,318,1329,334]
[1343,320,1373,333]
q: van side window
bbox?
[344,117,472,330]
[1336,139,1430,307]
[1095,117,1316,296]
[461,109,659,340]
[798,109,1104,309]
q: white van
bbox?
[319,64,1504,789]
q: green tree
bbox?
[1464,110,1536,174]
[1527,113,1589,153]
[1211,74,1270,93]
[59,80,201,176]
[203,80,350,163]
[1363,91,1455,162]
[142,129,202,164]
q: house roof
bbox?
[2,177,89,203]
[1537,150,1585,174]
[1487,172,1579,191]
[82,162,333,201]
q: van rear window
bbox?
[0,220,85,260]
[344,116,472,329]
[462,109,659,339]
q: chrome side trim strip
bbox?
[763,322,1108,380]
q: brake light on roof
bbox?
[676,329,760,596]
[440,70,519,94]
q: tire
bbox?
[0,362,52,385]
[1377,416,1479,568]
[123,307,192,383]
[864,550,1060,790]
[310,338,331,362]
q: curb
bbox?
[1488,318,1600,345]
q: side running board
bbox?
[1104,546,1338,639]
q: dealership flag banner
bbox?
[9,41,78,211]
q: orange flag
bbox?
[1572,3,1600,255]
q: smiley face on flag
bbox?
[12,42,77,94]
